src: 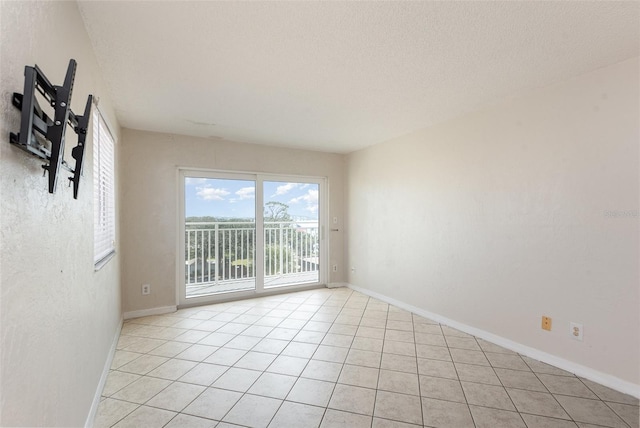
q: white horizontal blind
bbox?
[93,108,116,265]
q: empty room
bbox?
[0,1,638,427]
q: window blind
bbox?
[93,108,116,265]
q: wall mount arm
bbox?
[9,59,93,199]
[68,94,92,199]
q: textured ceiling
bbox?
[77,1,639,153]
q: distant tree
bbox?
[185,216,255,282]
[186,216,253,225]
[263,202,296,275]
[264,202,292,222]
[185,203,318,283]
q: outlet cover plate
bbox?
[570,322,583,341]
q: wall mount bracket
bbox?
[9,59,93,199]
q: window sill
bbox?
[94,251,116,271]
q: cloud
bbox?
[273,182,298,196]
[185,177,208,186]
[230,186,255,203]
[196,186,230,201]
[289,189,319,213]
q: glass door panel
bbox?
[263,181,320,288]
[184,176,256,298]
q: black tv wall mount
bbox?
[9,59,93,199]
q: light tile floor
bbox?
[95,288,639,428]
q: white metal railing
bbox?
[185,221,319,286]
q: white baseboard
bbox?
[85,317,123,428]
[327,282,348,289]
[123,305,177,320]
[348,283,640,399]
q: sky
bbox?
[185,177,319,220]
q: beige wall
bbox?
[347,58,639,386]
[120,129,346,313]
[0,1,122,426]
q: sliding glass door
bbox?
[179,170,325,305]
[183,175,257,298]
[263,181,320,288]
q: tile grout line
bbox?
[114,302,254,427]
[107,290,317,427]
[369,297,388,428]
[575,376,634,428]
[101,288,639,428]
[472,334,526,427]
[522,356,584,426]
[317,289,367,426]
[261,289,338,428]
[213,290,336,427]
[213,299,304,427]
[442,323,478,428]
[411,312,426,427]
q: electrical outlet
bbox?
[351,266,356,273]
[570,322,583,341]
[541,316,552,331]
[142,284,151,295]
[332,264,338,272]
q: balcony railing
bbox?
[185,221,319,289]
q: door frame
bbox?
[176,167,328,307]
